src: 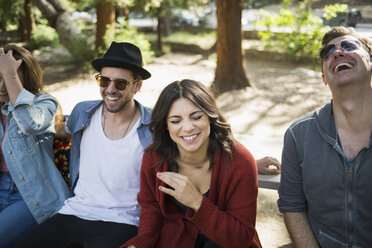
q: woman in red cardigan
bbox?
[122,79,261,248]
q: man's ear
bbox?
[135,80,143,93]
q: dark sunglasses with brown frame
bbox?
[95,74,139,90]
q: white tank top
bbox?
[59,105,143,226]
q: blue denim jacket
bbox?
[1,89,69,224]
[66,100,152,194]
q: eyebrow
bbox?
[168,110,204,119]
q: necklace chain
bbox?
[103,105,137,139]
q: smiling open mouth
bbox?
[182,134,199,143]
[334,63,353,73]
[106,96,120,101]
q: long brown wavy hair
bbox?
[3,43,43,94]
[146,79,235,172]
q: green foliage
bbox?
[244,0,282,9]
[27,24,60,50]
[103,18,154,65]
[163,31,215,44]
[254,1,345,57]
[323,4,348,20]
[70,0,93,11]
[27,25,95,70]
[0,0,23,31]
[131,0,210,17]
[64,34,96,70]
[144,30,215,50]
[113,0,136,6]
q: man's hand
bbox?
[256,156,281,175]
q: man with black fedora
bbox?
[17,42,153,248]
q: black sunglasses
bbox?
[320,39,362,61]
[95,74,139,90]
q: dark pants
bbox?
[16,213,137,248]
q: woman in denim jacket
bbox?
[0,44,69,247]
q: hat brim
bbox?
[92,57,151,80]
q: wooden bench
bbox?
[258,174,280,190]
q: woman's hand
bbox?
[0,49,22,76]
[0,49,24,105]
[54,116,71,139]
[157,172,203,211]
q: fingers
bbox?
[157,172,185,189]
[158,185,175,196]
[0,49,24,76]
[268,157,281,170]
[256,156,281,174]
[261,167,281,175]
[157,172,203,211]
[257,156,281,168]
[8,50,23,67]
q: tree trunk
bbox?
[163,15,171,37]
[157,6,165,54]
[19,0,35,42]
[95,0,115,50]
[116,4,129,21]
[31,0,81,51]
[213,0,251,95]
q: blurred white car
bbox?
[72,11,96,23]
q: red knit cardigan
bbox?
[122,142,260,248]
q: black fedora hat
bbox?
[92,42,151,80]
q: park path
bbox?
[44,52,330,248]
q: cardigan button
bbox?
[19,176,24,181]
[81,124,85,127]
[74,172,78,176]
[8,150,12,155]
[33,201,39,206]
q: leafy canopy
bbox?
[254,0,348,57]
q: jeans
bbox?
[0,171,38,248]
[16,214,138,248]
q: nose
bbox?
[105,80,117,93]
[333,45,345,58]
[182,119,195,132]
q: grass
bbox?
[144,31,216,49]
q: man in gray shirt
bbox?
[278,26,372,247]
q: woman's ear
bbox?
[322,73,328,86]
